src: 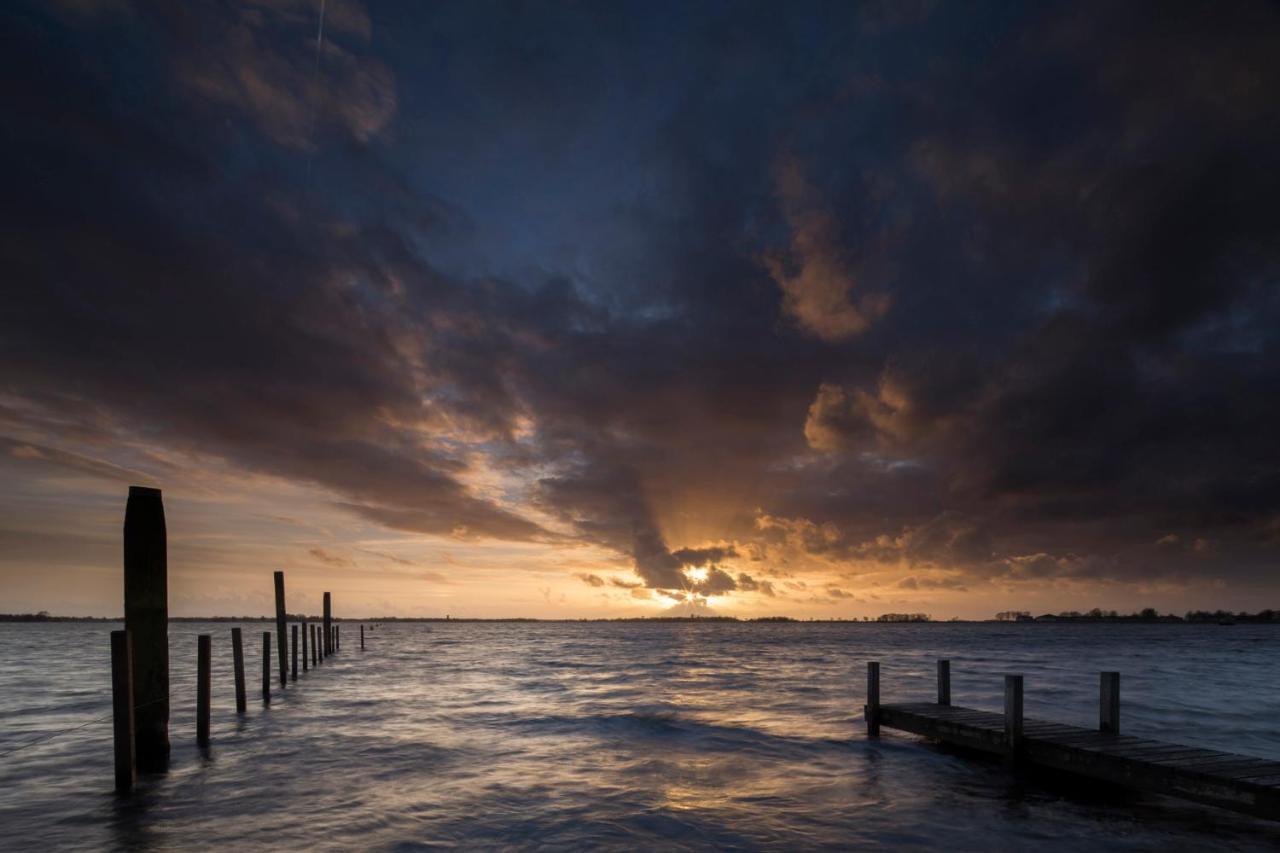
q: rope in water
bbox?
[0,698,164,759]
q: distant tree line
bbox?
[996,608,1280,623]
[875,613,932,622]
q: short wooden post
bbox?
[336,625,340,652]
[1005,675,1023,759]
[311,624,318,666]
[301,620,308,673]
[196,634,211,747]
[937,659,951,706]
[261,632,271,705]
[274,571,288,688]
[866,661,881,737]
[1100,672,1120,734]
[110,630,135,792]
[323,592,332,656]
[231,628,247,713]
[360,624,364,650]
[123,485,170,772]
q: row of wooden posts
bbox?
[110,486,368,792]
[865,660,1123,744]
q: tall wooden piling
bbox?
[360,624,364,650]
[110,630,135,792]
[274,571,288,688]
[866,661,881,737]
[1100,671,1120,734]
[291,625,298,681]
[231,627,247,713]
[301,620,308,672]
[1004,675,1024,758]
[196,634,211,747]
[123,485,169,772]
[937,659,951,706]
[323,592,332,656]
[262,632,271,705]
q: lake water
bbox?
[1,621,1278,850]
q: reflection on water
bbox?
[1,622,1278,850]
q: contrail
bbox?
[307,0,327,181]
[314,0,327,70]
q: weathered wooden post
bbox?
[937,659,951,706]
[866,662,881,737]
[336,625,340,652]
[311,624,318,666]
[261,632,271,705]
[123,485,169,772]
[274,571,288,688]
[110,630,135,792]
[1100,672,1120,734]
[196,634,211,747]
[323,593,332,656]
[291,625,299,681]
[231,628,247,713]
[1005,675,1024,761]
[360,624,364,650]
[301,620,309,672]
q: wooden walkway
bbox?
[866,663,1280,821]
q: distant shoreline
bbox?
[2,614,1277,624]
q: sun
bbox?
[683,566,710,584]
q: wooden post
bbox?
[311,624,318,666]
[261,632,271,705]
[196,634,211,747]
[301,621,308,673]
[1005,675,1024,759]
[231,628,247,714]
[1100,672,1120,734]
[937,659,951,706]
[110,630,135,792]
[291,624,298,681]
[866,661,881,737]
[123,485,169,772]
[274,571,288,688]
[323,592,332,656]
[360,624,364,650]
[336,625,340,652]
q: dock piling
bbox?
[123,485,170,772]
[110,630,135,792]
[231,628,247,713]
[1100,671,1120,734]
[196,634,211,747]
[261,632,271,705]
[866,661,881,737]
[274,571,288,688]
[301,621,308,672]
[311,624,318,666]
[291,625,298,681]
[361,624,364,650]
[323,592,332,657]
[937,660,951,706]
[1004,675,1023,759]
[336,625,340,652]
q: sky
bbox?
[3,0,1280,619]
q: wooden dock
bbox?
[867,662,1280,821]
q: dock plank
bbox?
[877,702,1280,821]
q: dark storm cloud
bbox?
[4,0,1280,601]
